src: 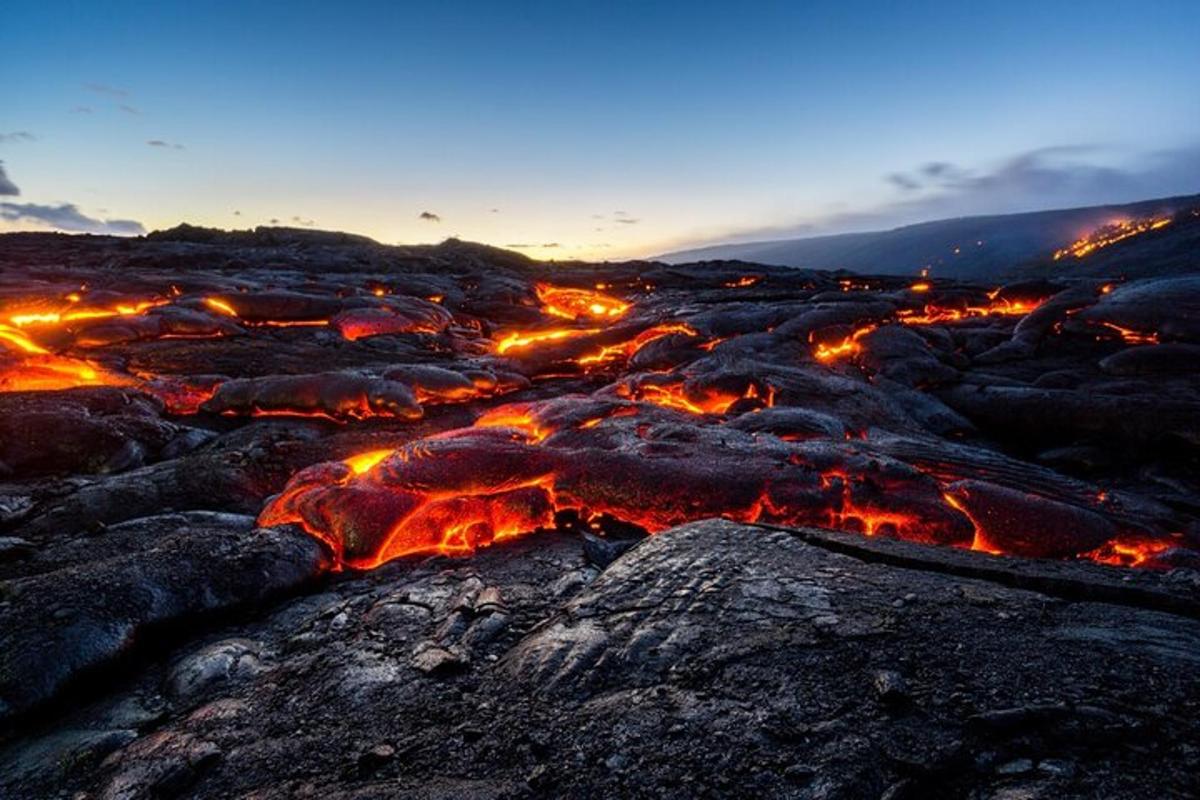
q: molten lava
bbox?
[1097,322,1159,345]
[896,294,1042,326]
[535,283,630,321]
[1053,216,1172,260]
[0,323,134,392]
[576,323,698,368]
[495,327,600,355]
[619,380,769,415]
[1081,536,1177,569]
[813,325,877,363]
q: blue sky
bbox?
[2,0,1198,258]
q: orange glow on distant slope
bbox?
[1053,216,1172,260]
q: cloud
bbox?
[291,215,314,226]
[118,104,141,115]
[504,242,560,248]
[0,162,19,196]
[269,217,280,224]
[146,139,185,150]
[0,202,144,235]
[418,211,441,222]
[71,106,93,114]
[886,173,920,191]
[614,217,640,225]
[85,83,128,98]
[0,132,35,143]
[867,145,1200,225]
[680,143,1200,250]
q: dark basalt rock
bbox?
[0,516,326,723]
[0,388,179,477]
[1099,343,1200,375]
[1080,276,1200,342]
[201,372,423,420]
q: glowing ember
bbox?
[535,283,630,321]
[1053,216,1172,260]
[724,276,761,288]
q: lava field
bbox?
[1,227,1198,799]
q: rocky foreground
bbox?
[0,228,1198,798]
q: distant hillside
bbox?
[1017,207,1200,280]
[658,194,1200,279]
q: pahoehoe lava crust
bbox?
[0,227,1198,798]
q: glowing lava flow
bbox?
[1081,536,1177,568]
[473,404,553,442]
[576,323,698,367]
[896,295,1042,326]
[618,381,771,415]
[1097,322,1159,345]
[1053,216,1172,260]
[535,283,630,320]
[813,325,877,363]
[7,297,168,328]
[495,327,600,355]
[0,323,134,392]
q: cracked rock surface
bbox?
[3,519,1197,799]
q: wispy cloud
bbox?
[71,106,93,114]
[85,83,129,98]
[147,139,184,150]
[118,104,141,115]
[863,144,1200,227]
[886,173,920,191]
[0,202,144,235]
[418,211,441,222]
[0,132,36,144]
[291,215,314,226]
[0,162,19,196]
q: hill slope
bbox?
[658,193,1200,279]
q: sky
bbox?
[2,0,1199,260]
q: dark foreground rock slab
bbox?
[3,520,1196,799]
[0,515,327,724]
